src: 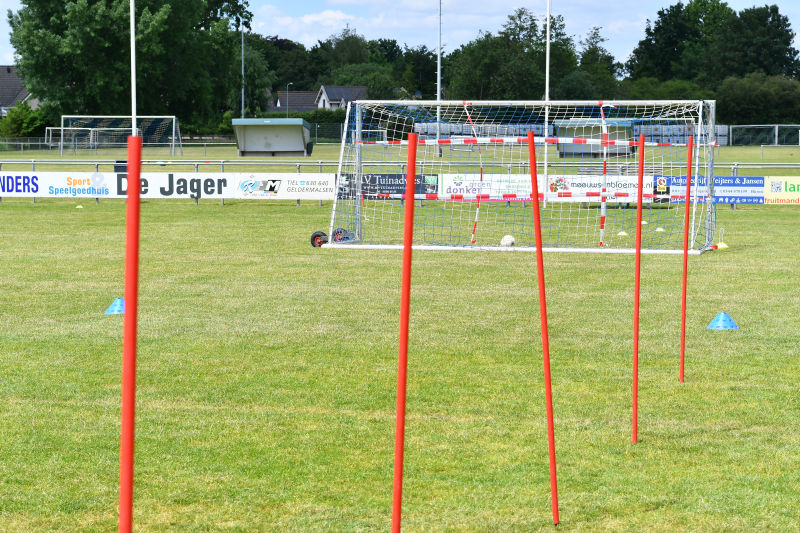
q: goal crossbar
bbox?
[357,135,716,148]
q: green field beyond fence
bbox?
[0,197,798,531]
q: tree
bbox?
[578,27,620,98]
[331,63,394,99]
[618,77,712,100]
[625,1,798,89]
[716,73,800,124]
[8,0,253,124]
[626,2,694,80]
[398,46,436,98]
[552,70,595,99]
[707,5,799,81]
[446,32,542,100]
[327,26,369,68]
[446,8,558,100]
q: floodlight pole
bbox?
[241,19,245,119]
[436,0,441,142]
[130,0,136,136]
[543,0,551,207]
[286,82,293,118]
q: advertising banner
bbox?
[661,176,764,204]
[338,173,439,199]
[233,173,335,200]
[765,177,800,205]
[547,174,654,202]
[439,173,654,202]
[0,172,336,200]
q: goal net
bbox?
[56,115,183,155]
[328,100,717,253]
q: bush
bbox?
[0,102,47,137]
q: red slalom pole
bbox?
[527,131,559,525]
[119,135,142,533]
[632,134,645,444]
[680,136,694,383]
[391,132,418,533]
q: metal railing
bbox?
[2,157,800,173]
[0,158,341,172]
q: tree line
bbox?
[5,0,800,136]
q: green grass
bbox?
[0,143,344,173]
[1,197,799,531]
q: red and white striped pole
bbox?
[632,134,645,444]
[391,132,418,533]
[680,136,694,383]
[527,131,559,525]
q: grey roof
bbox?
[319,85,367,104]
[276,90,318,112]
[0,65,29,108]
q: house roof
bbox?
[318,85,367,104]
[0,65,29,108]
[276,90,318,112]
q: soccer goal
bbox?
[327,100,717,253]
[56,115,183,155]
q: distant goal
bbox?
[327,100,717,253]
[50,115,183,155]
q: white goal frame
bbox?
[326,99,717,254]
[58,115,182,155]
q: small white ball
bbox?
[501,234,515,247]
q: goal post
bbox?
[326,100,717,254]
[59,115,183,155]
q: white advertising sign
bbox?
[439,173,653,202]
[548,174,654,202]
[233,173,335,200]
[0,172,336,200]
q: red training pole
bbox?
[392,132,418,533]
[679,136,694,383]
[632,134,645,444]
[119,135,142,533]
[527,131,559,525]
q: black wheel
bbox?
[332,228,347,242]
[310,231,328,247]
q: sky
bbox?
[1,0,799,67]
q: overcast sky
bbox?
[1,0,799,67]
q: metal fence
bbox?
[0,123,346,153]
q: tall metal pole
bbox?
[543,0,551,207]
[436,0,441,141]
[545,0,551,103]
[286,82,293,118]
[130,0,136,136]
[241,21,245,119]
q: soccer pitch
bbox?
[1,197,798,530]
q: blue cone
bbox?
[707,312,738,330]
[104,297,125,315]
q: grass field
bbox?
[1,195,798,531]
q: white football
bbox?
[501,234,515,247]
